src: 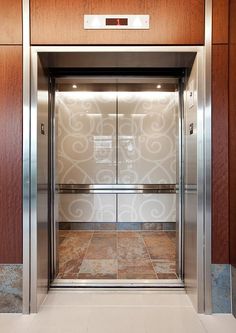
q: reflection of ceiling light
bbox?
[72,84,77,89]
[156,84,162,89]
[108,114,124,117]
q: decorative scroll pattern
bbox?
[118,91,177,184]
[56,91,116,184]
[59,194,116,223]
[56,89,177,223]
[118,194,176,222]
[58,193,175,223]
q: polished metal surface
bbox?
[55,80,178,224]
[184,56,199,311]
[51,279,184,289]
[57,184,176,194]
[204,0,212,314]
[183,48,206,313]
[30,51,50,313]
[176,79,185,280]
[28,46,210,314]
[84,15,150,30]
[38,48,197,69]
[22,0,30,315]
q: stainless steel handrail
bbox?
[56,184,176,194]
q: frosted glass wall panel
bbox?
[118,91,177,184]
[118,194,176,222]
[56,91,116,184]
[58,194,116,222]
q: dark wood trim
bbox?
[229,0,236,268]
[212,44,229,264]
[0,46,23,264]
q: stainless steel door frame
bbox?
[30,50,50,313]
[24,45,211,314]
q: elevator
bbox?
[28,46,210,313]
[52,76,182,283]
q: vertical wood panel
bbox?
[229,0,236,268]
[0,46,22,263]
[0,0,22,44]
[212,44,229,264]
[212,0,229,44]
[30,0,204,45]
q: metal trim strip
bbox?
[22,0,30,315]
[204,0,213,315]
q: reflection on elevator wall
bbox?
[55,80,178,225]
[118,91,177,184]
[56,91,116,184]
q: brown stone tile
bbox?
[78,259,117,279]
[59,232,93,274]
[142,232,176,260]
[60,273,79,279]
[84,232,117,259]
[59,230,68,237]
[166,231,176,242]
[157,273,178,279]
[118,259,157,279]
[61,231,93,239]
[118,236,149,260]
[117,231,141,238]
[152,259,176,274]
[59,258,82,275]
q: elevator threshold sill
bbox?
[51,278,184,289]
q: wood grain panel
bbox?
[0,46,22,264]
[212,44,229,264]
[229,0,236,268]
[212,0,229,44]
[31,0,204,45]
[0,0,22,44]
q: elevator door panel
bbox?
[34,57,49,311]
[56,90,116,184]
[118,91,177,184]
[184,57,198,309]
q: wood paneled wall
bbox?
[229,0,236,268]
[0,0,22,44]
[212,0,230,264]
[0,47,23,264]
[0,1,23,264]
[212,0,229,44]
[0,0,233,267]
[30,0,205,45]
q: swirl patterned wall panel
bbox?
[118,91,177,184]
[55,85,177,224]
[117,193,176,223]
[58,193,116,223]
[55,91,116,184]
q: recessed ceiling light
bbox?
[72,84,77,89]
[156,84,162,89]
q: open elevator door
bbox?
[49,75,184,286]
[30,48,207,313]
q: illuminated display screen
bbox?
[106,18,128,26]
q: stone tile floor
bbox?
[58,230,177,279]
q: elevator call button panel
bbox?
[84,15,150,30]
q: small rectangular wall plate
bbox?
[84,15,150,30]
